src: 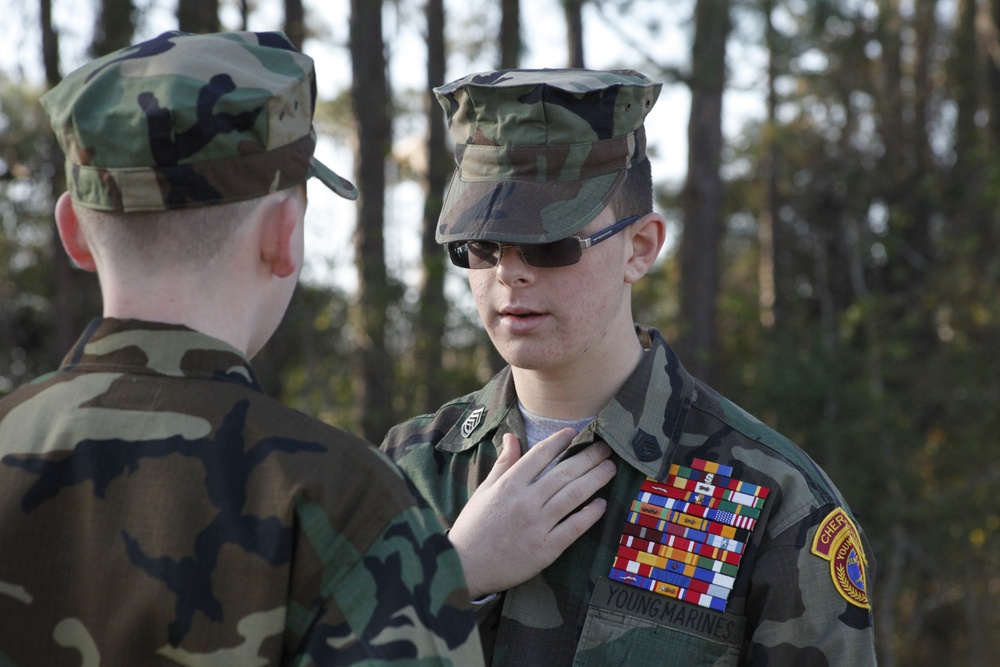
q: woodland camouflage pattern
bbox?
[0,319,482,666]
[40,30,357,213]
[382,326,878,666]
[434,69,661,244]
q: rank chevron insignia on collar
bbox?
[460,407,485,438]
[609,457,769,612]
[810,507,870,609]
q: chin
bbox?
[488,331,559,371]
[497,348,558,372]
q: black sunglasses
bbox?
[447,215,641,270]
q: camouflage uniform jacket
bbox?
[0,318,483,667]
[382,325,877,666]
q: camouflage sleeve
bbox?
[744,504,877,665]
[288,497,485,666]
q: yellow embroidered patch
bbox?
[810,507,870,609]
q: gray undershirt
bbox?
[518,401,595,478]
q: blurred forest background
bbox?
[1,0,998,664]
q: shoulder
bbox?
[382,390,479,454]
[684,378,851,523]
[672,382,876,638]
[247,393,419,507]
[0,374,56,421]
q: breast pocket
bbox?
[573,579,743,667]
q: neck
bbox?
[101,260,252,357]
[512,322,643,420]
[101,280,253,355]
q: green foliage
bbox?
[0,81,58,396]
[705,2,1000,663]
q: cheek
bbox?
[468,275,492,316]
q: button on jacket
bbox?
[382,325,877,666]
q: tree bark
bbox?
[757,0,779,329]
[284,0,305,50]
[42,0,102,364]
[563,0,585,68]
[91,0,135,57]
[677,0,730,385]
[414,0,450,414]
[238,0,249,30]
[989,0,1000,148]
[349,0,394,440]
[499,0,521,69]
[41,0,73,363]
[177,0,220,33]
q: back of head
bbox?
[433,68,662,245]
[72,198,262,271]
[42,30,357,215]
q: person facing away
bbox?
[0,30,489,666]
[380,68,878,666]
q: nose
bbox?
[494,243,526,264]
[495,243,535,285]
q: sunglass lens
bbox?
[448,243,471,268]
[524,239,581,268]
[467,241,501,269]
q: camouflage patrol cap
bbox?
[40,30,358,213]
[434,68,661,244]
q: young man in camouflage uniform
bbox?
[0,31,498,666]
[381,69,879,666]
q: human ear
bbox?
[259,192,303,278]
[54,193,97,272]
[624,212,666,283]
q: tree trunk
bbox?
[677,0,729,385]
[238,0,249,30]
[563,0,585,68]
[41,0,72,362]
[989,0,1000,148]
[284,0,305,50]
[40,0,59,87]
[952,0,996,259]
[758,0,779,329]
[42,0,102,364]
[91,0,135,57]
[414,0,450,414]
[349,0,394,440]
[177,0,220,33]
[499,0,521,69]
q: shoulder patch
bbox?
[810,507,870,609]
[608,458,769,612]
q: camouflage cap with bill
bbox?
[434,68,661,244]
[41,30,358,212]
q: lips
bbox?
[500,305,543,318]
[496,305,547,333]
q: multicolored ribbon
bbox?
[610,458,770,612]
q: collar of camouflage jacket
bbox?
[435,325,693,481]
[61,318,262,391]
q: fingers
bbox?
[542,447,616,516]
[547,496,610,548]
[483,430,616,517]
[534,439,612,498]
[506,428,577,481]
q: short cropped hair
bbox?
[610,158,653,221]
[74,197,261,269]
